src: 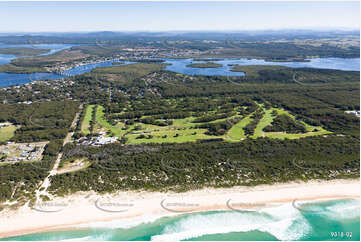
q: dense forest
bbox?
[48,135,359,195]
[0,101,79,143]
[0,52,359,204]
[46,64,359,195]
[264,114,307,133]
[243,108,264,136]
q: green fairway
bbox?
[95,105,129,137]
[81,105,95,135]
[260,107,332,139]
[91,102,332,144]
[264,129,331,139]
[93,105,225,143]
[252,108,274,138]
[226,114,253,141]
[96,107,211,143]
[0,125,17,142]
[229,105,332,140]
[126,127,210,144]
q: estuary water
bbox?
[0,44,74,87]
[164,57,360,76]
[0,60,135,88]
[0,43,74,56]
[0,55,360,88]
[1,199,359,241]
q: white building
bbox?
[345,110,360,118]
[94,136,118,145]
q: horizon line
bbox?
[0,28,360,34]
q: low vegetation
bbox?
[0,47,50,56]
[264,114,307,133]
[0,124,18,143]
[0,64,48,74]
[0,101,79,142]
[230,65,289,77]
[49,135,360,195]
[91,63,168,75]
[186,62,222,68]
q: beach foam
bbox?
[74,213,172,230]
[60,236,93,241]
[1,179,358,239]
[151,203,311,241]
[323,199,360,220]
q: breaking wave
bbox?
[151,203,312,241]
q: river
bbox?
[0,45,359,88]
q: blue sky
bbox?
[0,1,359,32]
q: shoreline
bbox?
[0,179,359,239]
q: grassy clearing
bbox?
[92,103,331,144]
[226,114,253,141]
[95,106,128,137]
[58,158,91,174]
[252,108,274,138]
[273,108,327,133]
[264,130,331,139]
[208,114,242,124]
[0,125,17,142]
[126,127,209,144]
[94,105,223,144]
[81,105,95,135]
[260,107,332,139]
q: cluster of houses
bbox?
[345,110,360,118]
[47,56,119,74]
[94,136,119,146]
[114,46,206,58]
[77,132,119,146]
[1,143,43,163]
[44,45,210,75]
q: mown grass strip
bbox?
[81,105,95,135]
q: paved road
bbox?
[292,72,320,86]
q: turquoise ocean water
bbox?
[1,199,359,241]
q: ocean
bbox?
[1,199,359,241]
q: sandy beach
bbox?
[0,179,359,239]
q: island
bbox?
[192,58,224,61]
[186,62,223,68]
